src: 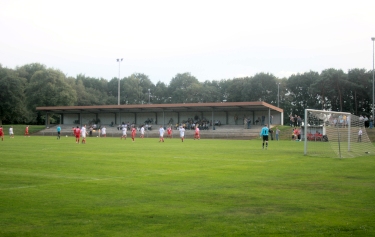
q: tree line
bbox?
[0,63,373,125]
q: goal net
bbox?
[304,109,375,158]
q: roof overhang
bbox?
[36,101,283,114]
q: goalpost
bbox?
[304,109,375,158]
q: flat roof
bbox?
[36,101,283,114]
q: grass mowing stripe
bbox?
[0,156,286,191]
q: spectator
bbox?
[275,127,280,141]
[9,126,14,138]
[370,116,373,129]
[269,127,274,140]
[358,127,362,142]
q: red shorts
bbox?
[75,134,80,138]
[0,132,3,136]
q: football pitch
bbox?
[1,136,374,236]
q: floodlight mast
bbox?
[277,82,280,107]
[372,38,375,124]
[117,58,123,105]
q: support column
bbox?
[163,110,165,128]
[212,109,215,130]
[268,109,271,127]
[79,112,82,127]
[45,112,49,127]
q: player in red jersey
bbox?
[24,126,30,137]
[194,126,200,140]
[131,127,136,142]
[167,126,172,138]
[0,126,4,141]
[74,126,81,143]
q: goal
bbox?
[303,109,375,158]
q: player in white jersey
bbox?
[159,126,165,142]
[121,126,127,140]
[101,126,106,137]
[179,126,185,142]
[81,125,87,144]
[9,126,14,138]
[140,125,145,138]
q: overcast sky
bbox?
[1,0,374,84]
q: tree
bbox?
[320,68,347,112]
[133,73,153,91]
[310,73,331,110]
[201,80,221,102]
[16,63,47,83]
[26,68,77,108]
[168,73,200,103]
[107,77,120,104]
[8,61,375,119]
[225,78,245,102]
[250,73,278,103]
[239,77,253,102]
[347,68,371,115]
[131,73,154,103]
[73,79,91,106]
[0,66,28,124]
[122,75,145,104]
[74,75,109,105]
[153,81,168,104]
[286,71,319,114]
[185,82,203,103]
[219,79,236,102]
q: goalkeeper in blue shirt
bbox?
[260,124,269,149]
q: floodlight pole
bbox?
[117,58,123,105]
[148,89,151,104]
[304,109,308,155]
[277,82,280,107]
[372,37,375,123]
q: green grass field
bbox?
[1,135,375,236]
